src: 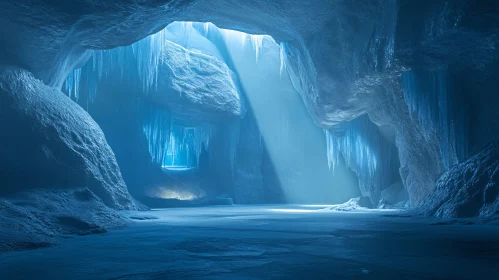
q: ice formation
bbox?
[141,104,213,168]
[60,21,294,179]
[402,68,469,169]
[62,21,288,103]
[279,42,288,78]
[325,115,395,201]
[63,68,81,100]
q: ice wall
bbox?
[402,68,469,169]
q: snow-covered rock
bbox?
[325,197,374,212]
[150,41,242,121]
[419,141,499,218]
[0,188,127,252]
[0,66,137,251]
[0,66,134,210]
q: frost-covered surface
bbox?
[0,189,127,252]
[0,66,137,251]
[154,41,242,119]
[0,66,134,210]
[6,205,498,279]
[419,141,499,218]
[323,197,374,212]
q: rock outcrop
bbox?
[151,40,243,121]
[419,141,499,218]
[0,66,136,251]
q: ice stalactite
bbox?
[141,104,172,166]
[131,27,168,92]
[215,26,272,64]
[62,26,170,99]
[402,67,469,169]
[62,22,288,105]
[203,22,210,36]
[141,104,215,168]
[250,35,264,63]
[325,115,396,203]
[63,68,81,100]
[279,42,288,79]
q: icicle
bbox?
[62,68,82,100]
[64,72,73,98]
[250,35,264,63]
[203,22,210,36]
[324,115,394,199]
[279,42,287,79]
[142,104,216,168]
[240,33,247,48]
[73,68,81,100]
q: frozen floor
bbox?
[1,205,499,279]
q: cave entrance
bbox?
[61,21,362,207]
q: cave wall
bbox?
[0,0,498,210]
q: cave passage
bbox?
[2,1,499,279]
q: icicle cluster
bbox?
[62,27,170,99]
[402,68,469,169]
[62,21,291,104]
[141,104,214,168]
[325,115,395,199]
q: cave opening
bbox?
[60,21,372,207]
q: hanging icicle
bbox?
[402,67,469,169]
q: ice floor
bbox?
[1,205,499,279]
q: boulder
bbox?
[419,141,499,218]
[0,66,134,210]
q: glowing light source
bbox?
[147,187,205,201]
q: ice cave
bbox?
[1,1,499,279]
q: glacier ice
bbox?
[402,67,469,169]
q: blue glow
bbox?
[402,68,469,169]
[141,105,213,169]
[325,115,394,202]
